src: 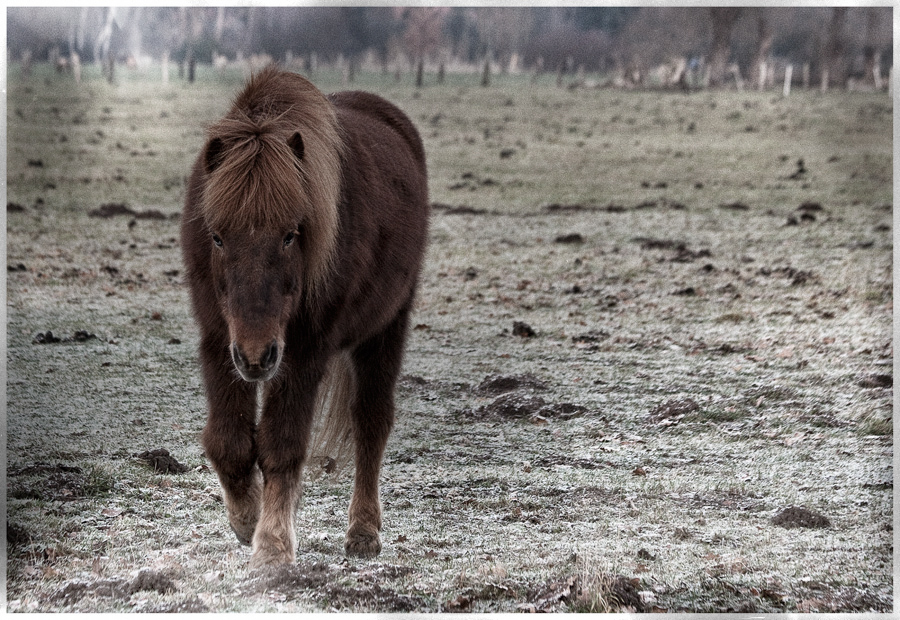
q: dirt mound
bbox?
[475,392,547,419]
[129,568,177,595]
[648,398,699,423]
[771,506,830,529]
[555,233,585,244]
[472,391,588,422]
[246,562,330,594]
[475,373,548,396]
[134,448,189,474]
[512,321,536,337]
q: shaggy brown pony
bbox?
[181,66,429,568]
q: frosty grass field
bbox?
[5,63,893,612]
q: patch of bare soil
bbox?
[534,454,608,470]
[88,203,172,220]
[554,233,585,244]
[243,563,424,612]
[50,569,176,607]
[795,585,892,613]
[146,597,210,613]
[647,398,700,423]
[244,562,330,594]
[9,463,86,500]
[468,391,588,421]
[430,202,492,215]
[857,373,892,389]
[522,573,645,613]
[7,523,32,548]
[32,330,97,344]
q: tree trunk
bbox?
[75,7,88,55]
[822,7,847,89]
[127,7,142,63]
[243,7,256,59]
[215,7,226,43]
[708,8,742,87]
[187,50,195,83]
[105,52,115,84]
[862,7,880,86]
[72,52,81,84]
[750,9,773,90]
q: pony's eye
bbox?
[212,234,223,248]
[283,231,296,248]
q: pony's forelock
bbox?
[200,66,343,303]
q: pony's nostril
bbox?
[231,342,248,368]
[261,341,279,370]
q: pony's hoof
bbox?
[249,528,296,568]
[344,528,382,559]
[228,513,258,546]
[230,523,253,546]
[249,545,294,569]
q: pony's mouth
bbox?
[231,340,282,382]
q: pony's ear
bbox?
[204,137,225,174]
[288,132,304,162]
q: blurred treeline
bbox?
[7,6,893,88]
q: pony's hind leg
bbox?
[345,307,410,558]
[199,337,262,546]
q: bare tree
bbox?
[475,7,535,71]
[821,7,847,89]
[861,7,883,86]
[708,7,742,87]
[610,7,708,79]
[400,7,447,79]
[750,8,773,89]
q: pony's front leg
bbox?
[199,336,261,546]
[249,366,320,568]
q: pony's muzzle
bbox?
[231,340,280,382]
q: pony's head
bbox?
[199,67,342,382]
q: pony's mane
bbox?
[201,65,344,303]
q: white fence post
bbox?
[783,64,793,97]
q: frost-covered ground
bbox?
[6,64,892,612]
